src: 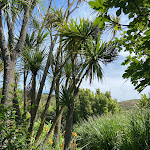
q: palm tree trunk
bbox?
[64,100,74,150]
[34,76,56,143]
[28,72,36,135]
[13,73,21,122]
[64,53,76,150]
[53,79,62,149]
[24,70,28,117]
[64,88,79,150]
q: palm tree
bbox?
[21,29,48,136]
[33,2,89,147]
[58,18,118,150]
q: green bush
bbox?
[73,89,119,124]
[75,109,150,150]
[0,104,29,149]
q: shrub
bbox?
[0,104,29,149]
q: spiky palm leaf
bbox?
[59,18,100,48]
[82,36,118,83]
[45,7,63,28]
[59,86,74,107]
[59,18,118,84]
[22,29,48,74]
[22,48,46,74]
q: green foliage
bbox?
[73,89,119,123]
[75,108,150,150]
[82,37,118,82]
[138,94,150,109]
[59,18,100,47]
[22,47,46,74]
[45,7,63,28]
[59,18,118,85]
[21,29,48,75]
[59,87,74,107]
[88,0,150,92]
[0,105,29,149]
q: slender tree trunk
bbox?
[28,72,36,135]
[30,35,57,134]
[13,73,21,122]
[64,53,75,150]
[34,76,56,143]
[24,70,28,117]
[64,100,74,150]
[53,35,63,148]
[34,54,71,144]
[53,79,62,149]
[53,111,62,148]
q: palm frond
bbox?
[59,86,74,107]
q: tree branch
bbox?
[64,0,77,21]
[0,10,8,54]
[7,17,15,53]
[15,0,30,54]
[69,3,79,16]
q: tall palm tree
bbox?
[21,29,48,136]
[58,18,118,150]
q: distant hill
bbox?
[118,99,140,111]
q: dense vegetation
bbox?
[73,89,119,123]
[0,0,150,149]
[75,108,150,150]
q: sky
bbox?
[57,0,150,102]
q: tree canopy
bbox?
[73,88,119,123]
[89,0,150,92]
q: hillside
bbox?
[118,99,140,111]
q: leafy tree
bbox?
[21,29,48,136]
[74,89,93,123]
[93,89,118,115]
[74,89,119,123]
[88,0,150,92]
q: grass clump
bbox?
[75,109,150,150]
